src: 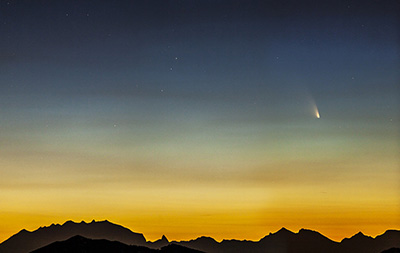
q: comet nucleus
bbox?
[315,107,320,118]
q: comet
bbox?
[315,106,320,119]
[303,90,321,119]
[306,93,320,119]
[312,103,320,119]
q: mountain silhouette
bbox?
[0,220,399,253]
[381,248,400,253]
[0,220,146,253]
[173,227,400,253]
[339,230,400,253]
[147,235,170,249]
[29,235,203,253]
[176,236,221,252]
[253,228,339,253]
[376,231,400,252]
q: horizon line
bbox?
[2,219,399,244]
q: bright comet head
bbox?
[315,107,320,118]
[306,92,320,119]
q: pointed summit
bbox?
[16,229,29,235]
[63,220,75,225]
[276,227,295,235]
[147,234,169,249]
[355,231,365,237]
[161,235,168,242]
[349,231,373,240]
[341,230,374,245]
[259,227,295,243]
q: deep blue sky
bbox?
[1,0,398,149]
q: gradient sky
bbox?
[0,0,399,242]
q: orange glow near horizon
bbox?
[1,174,399,243]
[1,126,399,244]
[0,205,398,243]
[0,123,399,243]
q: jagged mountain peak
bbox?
[15,229,30,237]
[341,231,374,243]
[298,228,331,239]
[0,222,399,253]
[161,235,168,241]
[62,219,110,226]
[62,220,74,225]
[0,220,147,253]
[194,236,218,243]
[30,235,203,253]
[350,231,374,240]
[274,227,296,236]
[299,228,316,233]
[147,234,170,249]
[278,227,291,232]
[355,231,365,236]
[260,227,295,241]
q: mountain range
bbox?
[30,235,203,253]
[0,220,398,253]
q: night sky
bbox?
[1,0,399,242]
